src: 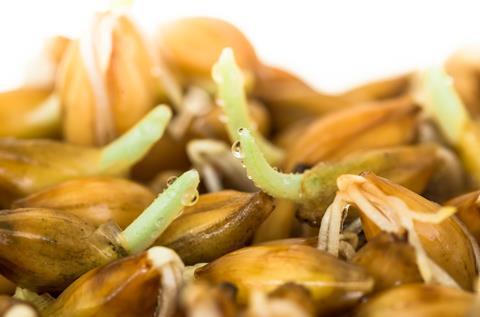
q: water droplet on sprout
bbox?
[166,176,178,186]
[237,127,247,136]
[181,189,199,206]
[231,140,244,159]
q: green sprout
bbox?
[122,169,200,254]
[420,68,469,144]
[237,128,302,200]
[99,105,172,174]
[419,67,480,184]
[212,48,284,165]
[237,127,438,224]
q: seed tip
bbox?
[151,104,172,120]
[184,169,200,182]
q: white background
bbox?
[0,0,479,92]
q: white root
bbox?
[317,203,332,252]
[318,197,360,260]
[169,86,212,140]
[79,12,117,145]
[320,174,461,288]
[187,139,229,192]
[187,139,256,192]
[157,264,183,317]
[148,247,184,317]
[317,194,348,257]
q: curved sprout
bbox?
[419,67,470,144]
[212,48,284,165]
[122,169,200,254]
[99,105,172,174]
[238,128,302,200]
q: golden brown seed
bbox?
[57,12,161,146]
[359,173,479,290]
[283,96,419,171]
[0,139,100,206]
[156,17,259,90]
[0,208,126,292]
[447,190,480,244]
[253,65,352,130]
[195,244,373,315]
[190,100,271,141]
[254,65,410,131]
[253,198,298,243]
[273,118,314,151]
[156,190,274,264]
[131,132,190,182]
[44,247,183,317]
[354,283,474,317]
[351,232,422,291]
[341,73,411,102]
[13,177,154,229]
